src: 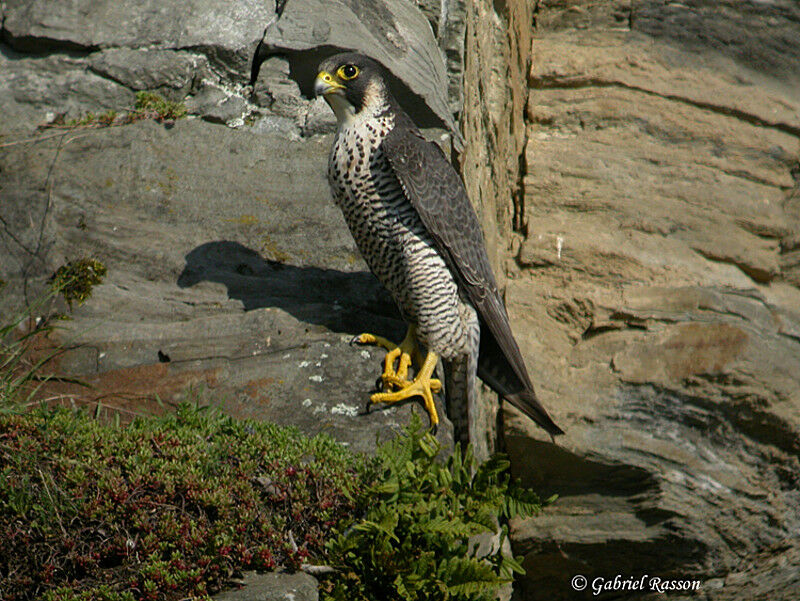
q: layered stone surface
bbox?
[507,2,800,599]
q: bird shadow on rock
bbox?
[177,240,404,339]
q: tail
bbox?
[477,322,564,438]
[443,353,475,449]
[504,389,564,438]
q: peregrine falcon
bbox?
[314,53,563,441]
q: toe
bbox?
[350,333,371,346]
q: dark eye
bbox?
[338,64,359,80]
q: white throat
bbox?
[325,80,389,131]
[325,93,357,127]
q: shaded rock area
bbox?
[507,1,800,599]
[0,0,456,457]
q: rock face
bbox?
[3,0,270,78]
[0,0,456,456]
[460,0,533,459]
[506,1,800,599]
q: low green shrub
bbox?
[0,405,376,600]
[0,406,549,601]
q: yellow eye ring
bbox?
[337,64,360,80]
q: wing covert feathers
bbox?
[382,122,564,437]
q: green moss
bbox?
[46,92,186,131]
[64,110,120,128]
[49,258,107,309]
[134,92,187,122]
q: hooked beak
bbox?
[314,71,344,97]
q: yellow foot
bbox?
[370,350,442,430]
[352,327,424,391]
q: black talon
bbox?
[349,335,362,347]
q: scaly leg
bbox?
[352,326,426,390]
[370,350,442,430]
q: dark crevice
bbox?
[505,434,661,500]
[530,78,800,139]
[778,330,800,346]
[513,36,530,234]
[788,161,800,206]
[84,65,140,94]
[249,43,448,131]
[0,37,92,62]
[692,247,776,284]
[511,3,536,234]
[2,32,98,56]
[581,324,623,341]
[512,147,526,233]
[715,166,792,191]
[791,162,800,188]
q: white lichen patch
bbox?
[196,77,260,128]
[302,398,312,408]
[313,405,327,414]
[298,360,310,368]
[330,403,359,417]
[360,350,371,360]
[309,374,324,383]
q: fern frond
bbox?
[442,556,509,597]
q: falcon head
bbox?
[314,53,390,125]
